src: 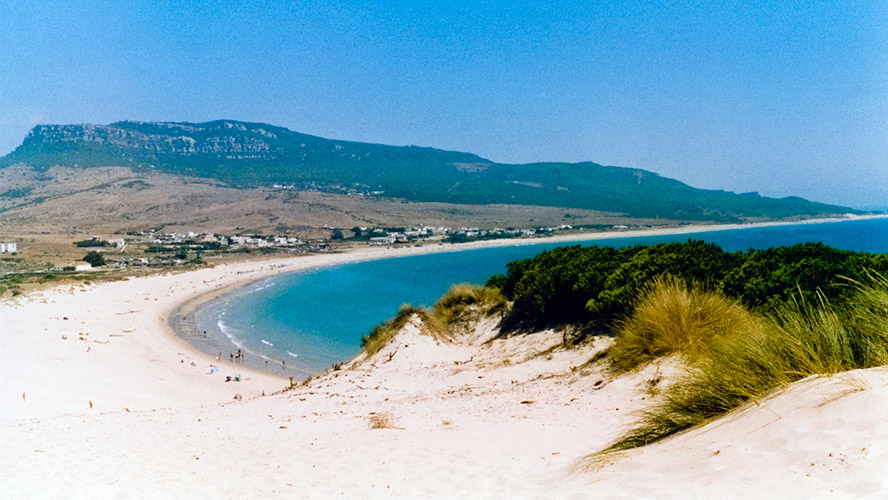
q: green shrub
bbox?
[75,239,111,247]
[497,241,888,333]
[82,251,106,267]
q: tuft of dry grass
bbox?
[842,272,888,367]
[598,273,888,455]
[368,412,398,429]
[360,284,506,360]
[361,304,448,358]
[431,283,507,328]
[609,276,763,373]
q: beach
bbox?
[4,216,888,498]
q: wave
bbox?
[244,280,276,295]
[217,320,281,361]
[216,319,245,349]
[218,320,294,364]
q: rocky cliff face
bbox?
[17,120,487,165]
[23,121,279,159]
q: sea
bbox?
[187,217,888,378]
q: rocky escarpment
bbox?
[24,121,281,159]
[16,120,486,165]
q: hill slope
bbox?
[1,120,857,222]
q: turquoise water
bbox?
[192,218,888,377]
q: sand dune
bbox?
[4,224,888,498]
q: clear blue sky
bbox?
[2,0,886,208]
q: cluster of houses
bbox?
[443,225,578,242]
[51,261,94,272]
[365,226,450,245]
[108,257,187,268]
[77,236,127,251]
[231,235,303,248]
[143,231,220,245]
[361,225,586,244]
[137,230,305,249]
[272,182,384,197]
[53,221,647,273]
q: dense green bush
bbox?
[82,251,106,267]
[488,241,888,331]
[75,239,112,247]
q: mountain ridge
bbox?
[1,119,858,222]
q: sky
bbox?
[1,0,886,208]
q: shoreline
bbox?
[6,213,888,498]
[171,213,887,380]
[4,213,882,420]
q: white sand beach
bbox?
[4,218,888,499]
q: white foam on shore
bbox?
[244,281,276,295]
[217,320,287,364]
[217,319,245,350]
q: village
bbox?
[0,222,648,287]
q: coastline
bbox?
[5,213,888,498]
[4,213,883,415]
[173,213,888,379]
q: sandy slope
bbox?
[4,220,888,499]
[591,368,888,499]
[6,306,888,499]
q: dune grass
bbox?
[609,276,762,373]
[431,283,507,328]
[360,304,441,357]
[601,272,888,453]
[361,284,506,358]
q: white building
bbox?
[0,242,17,253]
[369,236,397,245]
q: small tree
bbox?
[82,251,106,267]
[331,229,344,240]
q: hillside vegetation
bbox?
[1,120,857,222]
[487,241,888,331]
